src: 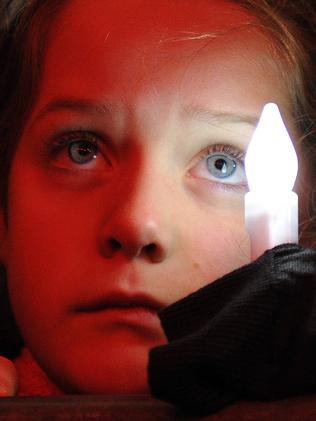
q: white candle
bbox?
[244,103,298,260]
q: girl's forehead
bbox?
[45,0,275,82]
[43,0,277,91]
[57,0,258,42]
[27,0,291,134]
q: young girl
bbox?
[0,0,315,398]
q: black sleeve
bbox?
[148,244,316,415]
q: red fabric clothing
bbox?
[14,348,63,396]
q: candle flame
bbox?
[245,103,298,193]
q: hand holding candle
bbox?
[245,103,298,260]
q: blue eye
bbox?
[207,153,237,179]
[46,130,112,172]
[68,141,98,164]
[189,144,247,190]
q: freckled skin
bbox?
[1,0,291,394]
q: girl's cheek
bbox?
[185,174,246,213]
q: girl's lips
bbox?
[72,293,165,335]
[84,305,160,325]
[73,296,163,336]
[73,292,164,314]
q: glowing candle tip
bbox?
[245,103,298,193]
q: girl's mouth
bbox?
[72,292,164,334]
[74,292,163,313]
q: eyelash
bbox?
[190,143,247,192]
[195,143,245,167]
[45,130,101,159]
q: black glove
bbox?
[149,244,316,415]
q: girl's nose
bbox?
[98,170,175,263]
[102,221,171,262]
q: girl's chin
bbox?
[45,347,152,395]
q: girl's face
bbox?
[1,0,292,393]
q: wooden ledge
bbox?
[1,394,316,420]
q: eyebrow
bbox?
[28,97,116,130]
[29,97,259,132]
[183,106,259,127]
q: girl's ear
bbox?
[0,211,8,264]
